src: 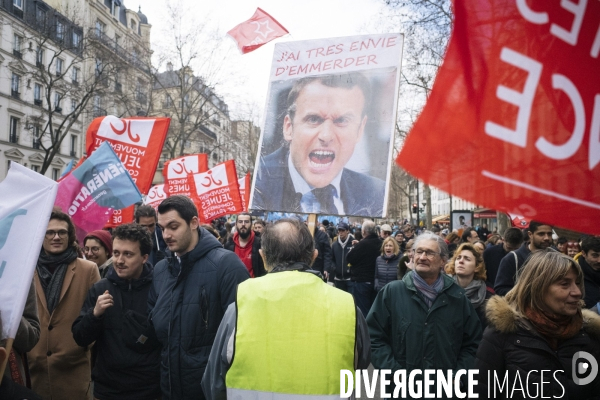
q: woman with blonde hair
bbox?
[475,250,600,399]
[446,243,493,329]
[374,237,400,292]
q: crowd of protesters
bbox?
[2,197,600,399]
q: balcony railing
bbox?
[88,28,151,74]
[34,99,42,106]
[11,90,20,99]
[33,140,41,149]
[12,49,22,59]
[9,133,19,144]
[70,150,76,157]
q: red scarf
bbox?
[525,307,583,350]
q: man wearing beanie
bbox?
[84,230,113,278]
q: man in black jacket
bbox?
[313,226,333,280]
[483,227,523,287]
[494,221,553,295]
[150,196,249,399]
[72,223,161,400]
[579,236,600,308]
[224,213,266,278]
[330,222,354,291]
[346,219,382,316]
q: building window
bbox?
[165,95,173,108]
[52,168,60,181]
[11,73,20,98]
[130,19,136,31]
[72,67,79,83]
[13,0,22,9]
[70,135,77,157]
[95,58,103,76]
[33,126,41,149]
[95,20,106,36]
[31,165,40,172]
[71,99,77,112]
[56,21,64,41]
[54,92,62,111]
[36,6,46,26]
[56,58,63,76]
[34,83,42,105]
[9,117,19,143]
[72,31,81,49]
[13,34,22,53]
[36,46,44,67]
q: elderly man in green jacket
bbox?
[367,232,482,398]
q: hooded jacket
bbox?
[72,263,160,400]
[148,228,249,399]
[224,231,266,278]
[475,296,600,399]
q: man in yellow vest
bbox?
[202,218,370,399]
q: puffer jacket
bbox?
[72,263,160,400]
[148,228,250,399]
[475,296,600,399]
[374,253,399,291]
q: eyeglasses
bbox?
[45,230,68,239]
[84,246,101,254]
[414,249,440,259]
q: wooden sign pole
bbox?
[307,213,318,238]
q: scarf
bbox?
[36,246,78,315]
[451,276,488,309]
[524,307,583,350]
[338,233,351,248]
[412,271,444,308]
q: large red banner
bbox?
[144,184,167,211]
[86,116,170,195]
[162,154,209,197]
[105,206,135,228]
[397,0,600,234]
[192,160,243,222]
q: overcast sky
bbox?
[135,0,389,119]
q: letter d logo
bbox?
[573,351,598,386]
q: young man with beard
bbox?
[224,213,266,278]
[150,196,249,399]
[578,236,600,308]
[72,223,161,400]
[494,221,554,295]
[28,208,100,399]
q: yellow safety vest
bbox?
[226,271,356,399]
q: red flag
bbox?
[192,160,243,222]
[162,154,209,197]
[227,8,289,54]
[104,205,135,229]
[397,0,600,235]
[144,184,167,211]
[508,213,531,229]
[238,173,251,212]
[86,116,170,195]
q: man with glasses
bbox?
[28,208,100,399]
[135,205,167,266]
[224,213,266,278]
[367,232,482,392]
[380,224,392,239]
